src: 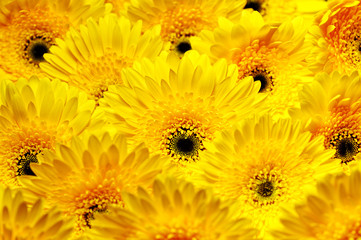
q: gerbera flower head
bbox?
[272,168,361,240]
[20,132,166,238]
[89,177,257,240]
[41,14,163,102]
[294,71,361,174]
[126,0,246,55]
[0,185,74,239]
[194,115,336,237]
[0,76,95,187]
[191,11,310,118]
[0,0,111,80]
[307,0,361,75]
[98,51,266,176]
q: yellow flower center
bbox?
[161,118,206,163]
[75,188,124,234]
[160,7,215,44]
[247,168,288,208]
[232,40,278,93]
[340,220,361,240]
[321,4,361,73]
[0,6,69,78]
[71,52,133,101]
[0,124,57,186]
[155,227,200,240]
[315,106,361,165]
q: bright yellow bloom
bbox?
[307,0,361,75]
[191,11,310,118]
[20,133,165,239]
[98,51,266,177]
[0,76,95,187]
[90,177,257,240]
[294,71,361,174]
[41,14,163,102]
[126,0,246,55]
[194,115,336,238]
[272,168,361,240]
[0,0,110,80]
[0,185,73,239]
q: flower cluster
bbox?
[1,0,361,239]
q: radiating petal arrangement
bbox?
[2,0,361,240]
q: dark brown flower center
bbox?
[256,181,274,198]
[176,41,192,54]
[23,34,53,65]
[244,0,262,12]
[17,152,38,176]
[336,137,359,163]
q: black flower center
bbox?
[30,42,49,62]
[165,125,206,162]
[176,138,195,154]
[336,138,358,162]
[23,35,53,65]
[84,205,107,229]
[244,0,262,12]
[17,152,38,176]
[253,73,270,92]
[171,133,199,158]
[176,41,192,54]
[256,181,274,198]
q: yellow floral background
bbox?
[1,0,361,239]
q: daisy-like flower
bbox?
[191,11,310,118]
[126,0,246,56]
[293,71,361,173]
[0,0,110,80]
[194,115,336,237]
[99,51,265,176]
[307,0,361,75]
[90,177,257,240]
[20,133,165,238]
[0,76,95,187]
[41,14,163,102]
[243,0,327,25]
[0,185,73,239]
[272,169,361,240]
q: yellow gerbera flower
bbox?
[41,14,163,102]
[293,71,361,174]
[0,0,110,80]
[243,0,327,25]
[0,185,73,239]
[126,0,246,55]
[191,11,310,118]
[98,51,266,176]
[0,76,95,187]
[20,133,165,239]
[89,177,257,240]
[272,168,361,240]
[307,0,361,75]
[194,115,336,238]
